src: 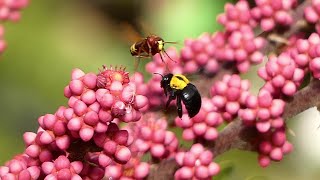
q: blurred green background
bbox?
[1,0,320,179]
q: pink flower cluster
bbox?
[127,113,179,159]
[92,123,131,166]
[0,154,40,179]
[181,29,265,73]
[251,0,297,31]
[41,155,83,179]
[226,27,265,73]
[1,67,149,179]
[0,0,29,55]
[239,89,285,133]
[258,53,305,97]
[211,74,250,122]
[182,1,265,73]
[217,1,257,32]
[0,0,29,22]
[258,129,293,167]
[286,33,320,79]
[174,144,220,180]
[175,98,223,141]
[105,157,150,179]
[239,89,293,167]
[304,0,320,33]
[180,33,220,75]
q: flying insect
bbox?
[130,35,177,70]
[156,73,202,118]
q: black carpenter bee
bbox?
[156,73,202,118]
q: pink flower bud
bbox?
[81,90,96,105]
[270,147,283,161]
[98,154,112,167]
[150,144,165,158]
[135,162,150,178]
[256,121,271,133]
[195,165,209,179]
[79,127,94,142]
[104,141,117,155]
[69,80,84,95]
[83,73,97,89]
[182,128,195,140]
[67,117,83,131]
[258,155,271,167]
[73,100,87,116]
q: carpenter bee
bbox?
[156,73,202,118]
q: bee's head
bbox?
[160,72,172,83]
[157,39,165,52]
[154,73,173,96]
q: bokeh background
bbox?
[1,0,320,179]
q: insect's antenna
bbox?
[164,41,178,44]
[153,72,164,78]
[164,41,183,47]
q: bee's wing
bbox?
[120,22,144,44]
[181,84,202,118]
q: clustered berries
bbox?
[251,0,297,31]
[0,0,29,55]
[105,156,150,179]
[217,1,257,32]
[0,0,29,22]
[174,144,220,180]
[1,67,149,179]
[211,74,251,122]
[127,113,179,159]
[41,155,83,179]
[257,129,293,167]
[180,33,220,74]
[0,154,40,179]
[175,98,222,141]
[304,0,320,33]
[239,90,286,133]
[286,33,320,79]
[258,53,305,97]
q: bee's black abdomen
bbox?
[181,84,202,118]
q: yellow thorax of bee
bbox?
[170,74,190,90]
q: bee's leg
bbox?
[176,93,183,118]
[165,90,176,109]
[159,52,170,72]
[134,58,141,72]
[147,42,152,57]
[134,47,143,72]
